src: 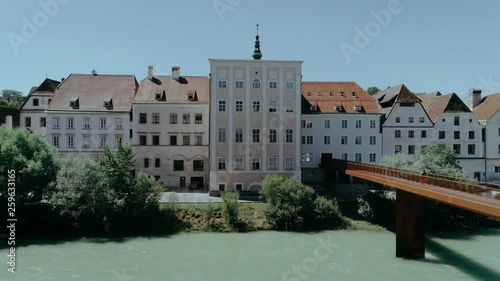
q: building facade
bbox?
[132,66,210,188]
[46,73,138,158]
[474,93,500,181]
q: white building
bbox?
[132,66,210,188]
[300,82,383,170]
[46,72,138,158]
[474,92,500,182]
[419,92,485,180]
[20,78,60,136]
[374,84,435,157]
[209,32,303,193]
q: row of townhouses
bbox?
[18,35,500,191]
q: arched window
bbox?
[252,79,261,89]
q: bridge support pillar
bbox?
[396,189,425,259]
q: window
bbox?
[324,136,331,145]
[193,160,204,171]
[469,131,475,139]
[219,101,226,112]
[286,101,294,112]
[170,113,178,124]
[318,92,322,96]
[116,136,123,146]
[218,128,226,143]
[155,158,161,168]
[100,118,107,129]
[302,120,312,128]
[498,128,500,136]
[453,144,461,154]
[285,81,294,90]
[235,101,243,112]
[252,79,261,89]
[341,153,348,160]
[24,117,31,127]
[67,136,74,148]
[67,117,74,129]
[252,129,260,143]
[219,184,226,191]
[218,80,227,88]
[268,158,278,171]
[52,117,60,129]
[419,117,425,123]
[51,136,59,147]
[269,100,277,112]
[301,153,313,162]
[370,120,376,128]
[170,135,177,146]
[439,131,446,139]
[180,135,189,146]
[152,113,160,124]
[286,129,293,143]
[341,120,347,128]
[355,120,361,128]
[468,144,476,155]
[83,136,91,148]
[115,118,123,129]
[369,154,376,163]
[495,166,500,173]
[340,92,345,98]
[325,120,330,129]
[498,144,500,154]
[235,183,243,192]
[355,136,362,145]
[355,153,362,162]
[234,158,244,171]
[252,158,261,170]
[83,117,91,129]
[182,113,190,124]
[408,145,415,155]
[139,135,147,145]
[269,129,277,143]
[307,92,312,96]
[395,130,401,138]
[395,117,401,123]
[40,117,46,127]
[454,131,460,140]
[235,128,243,143]
[408,131,414,138]
[99,136,107,148]
[421,130,427,138]
[195,114,202,124]
[409,117,414,123]
[235,81,244,88]
[285,158,293,171]
[400,103,415,107]
[218,158,227,170]
[143,158,150,168]
[173,160,184,171]
[253,101,260,112]
[341,136,348,145]
[454,116,460,126]
[369,136,376,145]
[302,136,313,145]
[139,113,147,124]
[269,81,278,89]
[329,92,333,97]
[33,98,39,106]
[395,145,402,153]
[195,135,203,145]
[153,135,160,146]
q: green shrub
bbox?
[202,201,216,230]
[357,197,374,221]
[221,191,239,226]
[312,196,345,229]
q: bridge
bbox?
[324,159,500,259]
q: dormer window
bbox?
[335,105,343,112]
[329,92,333,97]
[352,92,357,97]
[103,98,112,109]
[307,92,312,96]
[187,94,194,101]
[155,91,166,101]
[340,92,345,98]
[318,92,322,96]
[69,97,79,109]
[155,93,162,100]
[354,105,362,111]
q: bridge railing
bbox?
[346,161,500,201]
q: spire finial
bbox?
[252,23,262,60]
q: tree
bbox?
[0,126,60,207]
[1,90,25,108]
[367,86,380,96]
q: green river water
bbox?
[2,229,499,281]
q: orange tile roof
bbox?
[419,92,471,123]
[301,82,379,114]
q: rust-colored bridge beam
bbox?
[396,190,425,259]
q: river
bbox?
[2,229,499,281]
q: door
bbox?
[473,172,481,181]
[180,177,186,187]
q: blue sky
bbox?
[1,0,500,98]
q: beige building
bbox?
[209,32,303,192]
[132,66,210,188]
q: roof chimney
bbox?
[147,66,154,80]
[470,88,482,108]
[6,116,13,129]
[172,66,180,80]
[92,69,98,76]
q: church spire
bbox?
[252,24,262,60]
